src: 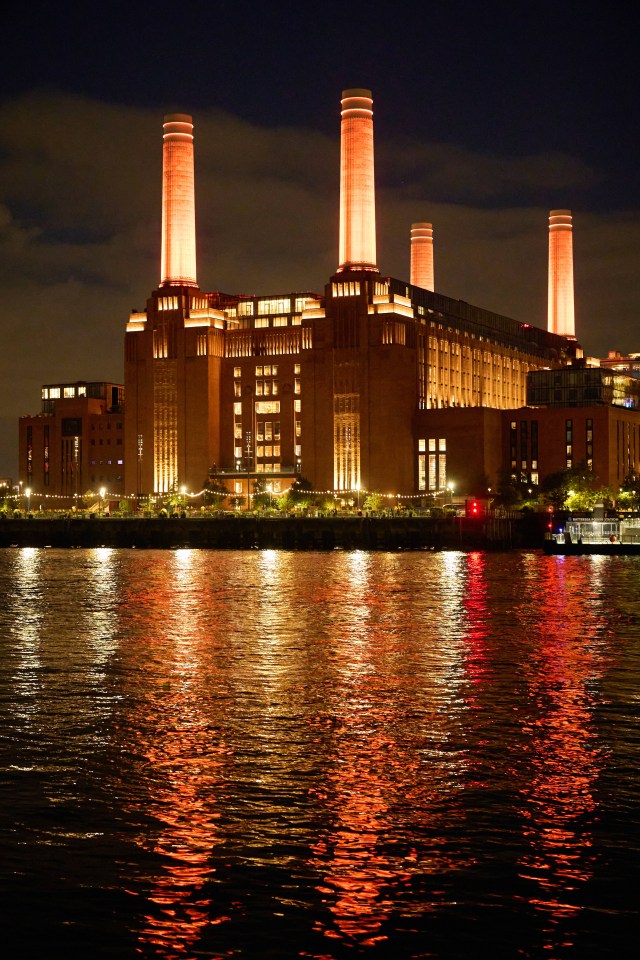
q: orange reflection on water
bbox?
[310,717,414,947]
[517,557,607,944]
[308,553,474,949]
[119,551,231,959]
[135,700,229,958]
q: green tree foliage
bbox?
[539,463,599,510]
[363,492,385,513]
[202,478,228,507]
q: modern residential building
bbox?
[18,382,125,500]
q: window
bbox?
[234,402,242,415]
[234,366,241,378]
[256,401,280,414]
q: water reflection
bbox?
[308,552,479,948]
[516,557,607,952]
[0,548,635,960]
[118,552,231,958]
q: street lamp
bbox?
[25,487,31,513]
[99,486,106,516]
[180,485,187,513]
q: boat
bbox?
[544,517,640,555]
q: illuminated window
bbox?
[274,422,281,438]
[294,379,301,394]
[235,445,242,458]
[265,422,273,440]
[255,317,269,328]
[255,365,263,377]
[234,366,241,378]
[235,481,243,493]
[273,445,280,457]
[258,297,290,314]
[256,401,280,414]
[234,402,242,415]
[257,445,264,458]
[295,444,302,457]
[50,387,60,399]
[238,301,254,316]
[295,420,301,438]
[234,423,242,439]
[78,385,86,397]
[273,316,287,327]
[256,382,264,396]
[272,381,279,396]
[294,399,301,413]
[294,363,301,375]
[234,381,242,397]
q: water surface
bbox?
[1,549,638,958]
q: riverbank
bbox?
[0,514,545,550]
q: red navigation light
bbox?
[465,499,483,518]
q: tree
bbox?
[363,492,385,513]
[288,476,314,509]
[202,477,228,508]
[539,462,598,510]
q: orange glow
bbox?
[161,114,198,288]
[337,89,378,273]
[308,554,475,948]
[515,557,607,948]
[410,222,434,291]
[118,554,232,956]
[547,210,575,338]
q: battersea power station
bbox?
[23,88,640,503]
[122,87,593,501]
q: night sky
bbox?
[1,1,638,477]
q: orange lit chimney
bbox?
[337,89,378,273]
[410,222,434,291]
[547,209,575,338]
[161,114,197,287]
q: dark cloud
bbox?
[0,90,638,478]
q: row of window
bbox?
[233,363,301,378]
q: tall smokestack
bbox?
[410,223,434,291]
[161,113,197,287]
[547,209,575,338]
[337,89,378,273]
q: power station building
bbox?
[123,89,585,500]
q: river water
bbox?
[1,548,638,959]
